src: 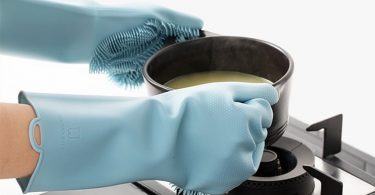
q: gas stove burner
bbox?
[228,137,315,195]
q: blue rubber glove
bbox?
[0,0,202,62]
[17,83,278,195]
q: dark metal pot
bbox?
[143,33,293,146]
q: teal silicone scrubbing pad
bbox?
[89,18,201,88]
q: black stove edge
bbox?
[134,181,175,195]
[288,116,375,186]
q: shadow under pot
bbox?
[143,36,294,146]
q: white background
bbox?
[1,0,375,194]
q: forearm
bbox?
[0,103,40,179]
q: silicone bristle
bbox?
[89,18,201,88]
[171,184,211,195]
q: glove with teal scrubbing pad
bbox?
[17,83,278,195]
[88,6,203,87]
[0,0,203,87]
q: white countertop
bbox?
[1,0,375,194]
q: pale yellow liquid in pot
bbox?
[164,71,272,89]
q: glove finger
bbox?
[225,82,279,105]
[244,98,274,128]
[235,98,274,143]
[252,141,266,170]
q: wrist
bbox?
[0,103,39,179]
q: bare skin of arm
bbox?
[0,103,40,179]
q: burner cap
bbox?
[254,149,280,177]
[262,149,277,162]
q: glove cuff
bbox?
[16,91,169,193]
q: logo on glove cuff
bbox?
[67,127,81,139]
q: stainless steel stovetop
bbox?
[284,116,375,195]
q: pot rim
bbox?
[143,35,294,91]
